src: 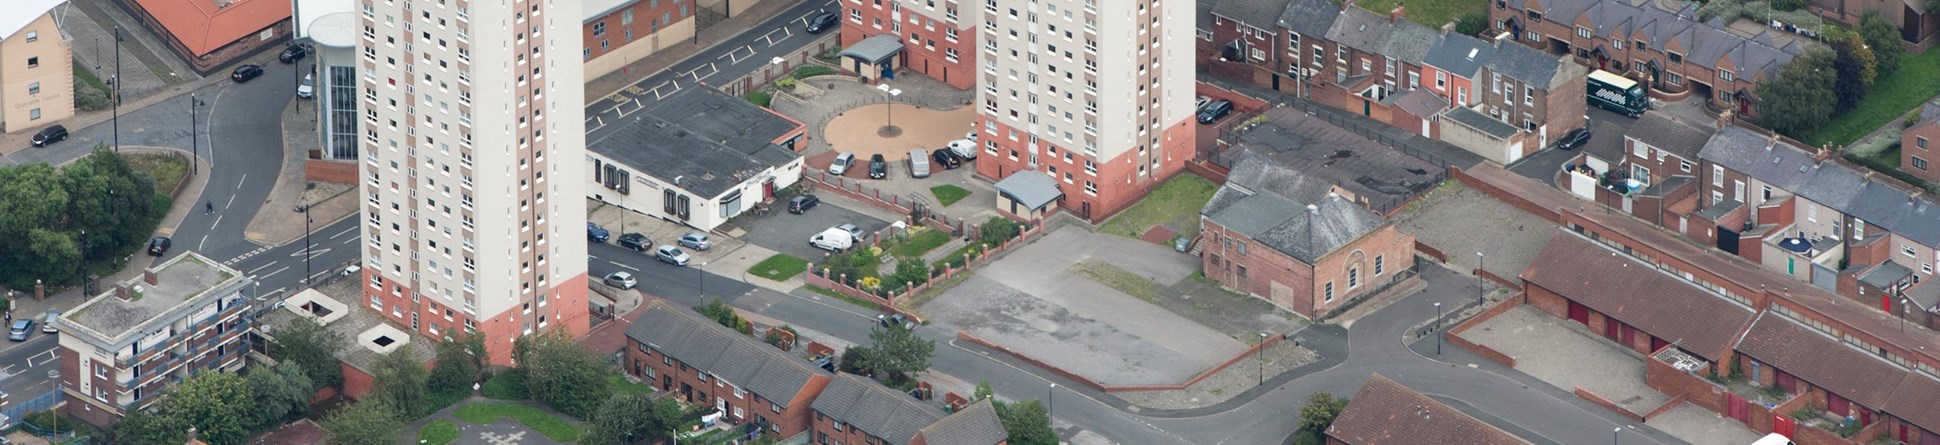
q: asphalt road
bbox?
[584,0,841,140]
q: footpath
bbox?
[582,0,805,101]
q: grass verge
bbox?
[748,253,810,281]
[1805,47,1940,148]
[930,184,972,206]
[1098,175,1217,240]
[1069,260,1164,303]
[122,152,188,196]
[453,403,580,442]
[744,91,773,107]
[417,419,459,445]
[888,229,950,259]
[806,285,882,311]
[792,65,837,78]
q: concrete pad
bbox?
[824,104,977,161]
[1648,402,1765,445]
[928,275,1212,385]
[1392,183,1554,279]
[1460,306,1670,414]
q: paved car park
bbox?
[1461,306,1670,414]
[1391,183,1555,278]
[732,198,893,260]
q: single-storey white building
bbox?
[586,87,806,231]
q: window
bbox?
[25,57,37,68]
[27,82,38,94]
[1915,156,1930,171]
[24,31,36,42]
[1712,165,1724,187]
[1719,69,1733,81]
[1374,256,1385,275]
[1324,282,1335,302]
[1349,267,1360,288]
[1906,245,1919,258]
[1435,71,1446,88]
[1919,137,1929,149]
[1680,160,1692,173]
[1613,40,1623,50]
[1577,27,1591,38]
[1667,52,1683,64]
[28,108,39,120]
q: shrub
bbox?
[1907,107,1925,129]
[979,217,1023,243]
[1454,12,1488,36]
[743,91,773,107]
[776,77,798,89]
[75,83,109,111]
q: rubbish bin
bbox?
[1174,237,1190,253]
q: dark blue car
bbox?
[587,222,610,243]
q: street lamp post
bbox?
[1434,302,1444,355]
[1257,332,1268,386]
[1047,383,1056,422]
[113,26,121,152]
[1613,427,1620,444]
[698,261,708,301]
[1476,252,1486,307]
[303,206,313,286]
[875,84,902,137]
[190,94,203,175]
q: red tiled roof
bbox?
[1326,374,1533,445]
[132,0,290,56]
[1735,314,1904,410]
[1886,372,1940,434]
[1521,232,1757,361]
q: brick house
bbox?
[1208,0,1292,72]
[1473,40,1587,150]
[1522,231,1757,370]
[122,0,291,73]
[624,303,833,439]
[839,0,979,89]
[1804,0,1940,53]
[1325,374,1533,445]
[810,374,1008,445]
[1902,103,1940,183]
[1420,34,1497,109]
[1489,0,1800,117]
[1275,0,1345,95]
[1198,151,1416,319]
[581,0,697,81]
[59,253,255,427]
[1618,112,1713,188]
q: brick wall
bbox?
[1446,294,1528,367]
[1904,121,1940,183]
[306,160,358,184]
[625,339,822,437]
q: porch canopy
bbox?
[994,170,1062,211]
[840,34,904,65]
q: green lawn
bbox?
[792,65,837,79]
[1868,144,1903,168]
[123,152,188,196]
[1805,47,1940,148]
[452,403,580,442]
[748,253,810,281]
[887,229,950,259]
[417,419,459,445]
[1098,175,1219,240]
[609,373,655,396]
[1355,0,1483,28]
[930,184,972,206]
[744,91,773,107]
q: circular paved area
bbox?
[825,103,976,160]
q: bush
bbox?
[1772,0,1807,11]
[743,91,772,107]
[979,217,1023,243]
[75,83,109,111]
[776,77,798,89]
[482,369,529,400]
[1454,12,1488,37]
[792,65,837,78]
[1907,107,1925,129]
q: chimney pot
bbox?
[1307,204,1320,214]
[1390,6,1406,23]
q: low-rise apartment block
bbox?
[581,0,698,81]
[838,0,979,89]
[0,0,74,134]
[1902,103,1940,183]
[59,253,255,427]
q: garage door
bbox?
[1569,301,1590,325]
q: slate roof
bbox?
[1700,126,1940,247]
[1504,0,1798,81]
[1920,102,1940,127]
[1626,112,1714,162]
[1199,0,1222,31]
[1207,185,1389,264]
[1521,232,1756,361]
[1390,89,1449,118]
[624,303,827,407]
[1373,19,1439,64]
[1735,313,1905,409]
[1423,34,1496,79]
[1217,147,1340,206]
[993,170,1062,210]
[1697,126,1819,193]
[1277,0,1342,37]
[810,374,947,445]
[1484,43,1565,88]
[1859,261,1914,290]
[1442,107,1520,139]
[1582,121,1630,165]
[1884,372,1940,434]
[1326,374,1533,445]
[1324,7,1395,54]
[588,87,803,198]
[914,400,1007,445]
[1910,282,1940,310]
[1212,0,1293,28]
[841,34,904,64]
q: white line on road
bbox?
[248,260,281,275]
[603,259,639,271]
[235,173,247,190]
[263,266,289,277]
[330,225,357,240]
[267,287,287,297]
[224,193,236,209]
[26,349,56,367]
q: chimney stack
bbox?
[1307,204,1320,214]
[1342,0,1356,12]
[143,269,158,286]
[34,280,43,301]
[1390,6,1406,23]
[1766,132,1778,151]
[1814,144,1836,162]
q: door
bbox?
[1271,73,1281,90]
[1362,99,1371,116]
[1775,413,1796,438]
[1604,317,1620,340]
[1776,370,1797,393]
[1651,337,1668,353]
[1828,392,1849,417]
[763,179,775,200]
[1727,393,1750,423]
[1619,323,1635,348]
[1420,119,1432,138]
[1569,301,1590,325]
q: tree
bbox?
[694,298,748,331]
[856,323,934,383]
[888,257,930,291]
[514,331,613,419]
[110,410,190,445]
[1772,0,1807,11]
[1859,13,1903,75]
[980,217,1023,243]
[158,371,253,445]
[583,392,691,445]
[246,362,315,431]
[1455,12,1489,36]
[1297,392,1349,440]
[271,318,347,391]
[1827,30,1878,113]
[838,346,871,375]
[321,399,404,445]
[371,350,432,418]
[428,333,486,400]
[1757,49,1837,138]
[994,400,1058,445]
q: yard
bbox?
[1356,0,1483,29]
[453,402,581,442]
[748,253,810,281]
[1098,175,1218,241]
[886,228,950,259]
[930,184,971,206]
[1804,47,1940,148]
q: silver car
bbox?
[836,223,867,242]
[829,152,855,175]
[655,245,691,266]
[678,232,712,250]
[603,271,637,289]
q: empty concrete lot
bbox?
[1461,306,1668,414]
[921,227,1246,386]
[1393,182,1554,278]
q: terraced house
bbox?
[810,374,1008,445]
[1489,0,1801,117]
[624,303,833,438]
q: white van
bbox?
[948,139,978,160]
[908,149,931,178]
[1749,433,1793,445]
[810,227,855,252]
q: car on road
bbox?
[147,236,172,256]
[617,233,651,252]
[278,44,309,63]
[835,223,867,242]
[932,148,964,169]
[297,74,315,99]
[829,152,855,176]
[603,272,637,290]
[787,195,820,214]
[868,154,887,179]
[678,232,712,250]
[231,64,264,83]
[587,222,611,243]
[30,125,66,147]
[1552,127,1592,151]
[1195,95,1211,111]
[1197,99,1233,124]
[805,12,839,34]
[654,245,691,266]
[878,313,914,329]
[40,312,56,334]
[8,320,33,341]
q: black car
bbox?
[617,233,651,252]
[1553,127,1592,151]
[932,148,964,170]
[278,45,309,63]
[787,195,820,214]
[231,64,264,83]
[868,154,887,179]
[147,236,172,256]
[30,125,67,147]
[1196,99,1234,124]
[805,12,839,34]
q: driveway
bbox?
[734,200,892,260]
[1508,105,1641,181]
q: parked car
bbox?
[678,232,712,250]
[603,272,637,290]
[829,152,855,175]
[617,233,651,252]
[1195,95,1211,111]
[810,228,854,252]
[231,64,264,83]
[278,44,309,63]
[868,154,887,179]
[654,245,691,266]
[965,130,979,141]
[8,320,31,341]
[787,195,820,214]
[40,312,56,334]
[836,223,867,242]
[1553,127,1592,151]
[948,139,978,160]
[587,222,611,243]
[878,313,914,329]
[932,148,964,169]
[297,74,315,99]
[147,236,172,256]
[907,148,931,178]
[1196,99,1233,124]
[30,125,66,147]
[805,12,839,33]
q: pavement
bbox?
[729,198,893,261]
[63,0,200,102]
[773,74,978,155]
[824,103,978,161]
[1507,105,1646,181]
[245,96,356,247]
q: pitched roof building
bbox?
[1326,374,1534,445]
[624,302,832,438]
[124,0,292,72]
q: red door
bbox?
[1828,392,1850,418]
[1619,323,1636,348]
[1569,302,1591,325]
[1652,337,1669,353]
[1728,393,1750,423]
[1775,414,1796,438]
[1604,318,1620,341]
[1861,409,1873,425]
[1900,423,1910,442]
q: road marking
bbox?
[267,287,287,297]
[719,45,756,64]
[235,173,247,189]
[683,62,718,82]
[650,80,682,100]
[263,266,290,277]
[27,349,56,367]
[224,193,236,210]
[290,247,332,258]
[330,225,357,240]
[248,260,281,274]
[760,28,794,46]
[604,260,639,271]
